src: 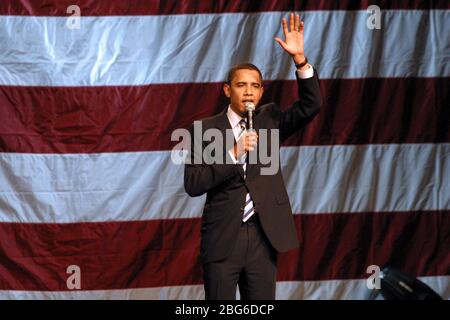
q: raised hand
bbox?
[275,13,306,65]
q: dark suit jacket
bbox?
[184,70,321,263]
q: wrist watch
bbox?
[295,56,308,69]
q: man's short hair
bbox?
[226,63,263,85]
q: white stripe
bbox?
[0,150,202,223]
[0,143,449,223]
[0,10,448,86]
[0,276,448,300]
[273,276,450,300]
[283,143,450,214]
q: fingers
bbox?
[242,132,256,151]
[274,37,288,50]
[283,13,303,34]
[281,17,288,37]
[246,140,257,151]
[237,132,258,153]
[247,136,258,145]
[289,12,295,32]
[245,132,258,151]
[295,13,300,31]
[246,131,258,139]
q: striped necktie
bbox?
[237,119,256,222]
[238,119,246,136]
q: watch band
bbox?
[295,56,308,69]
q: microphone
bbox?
[244,102,256,132]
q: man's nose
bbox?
[244,86,253,95]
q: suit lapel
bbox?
[216,109,245,179]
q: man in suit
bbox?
[184,13,321,300]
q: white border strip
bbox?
[0,276,448,300]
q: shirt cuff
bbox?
[228,148,247,164]
[228,148,238,164]
[296,64,314,79]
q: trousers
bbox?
[203,215,278,300]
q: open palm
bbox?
[275,13,305,60]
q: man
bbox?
[184,13,321,300]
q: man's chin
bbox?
[230,104,247,117]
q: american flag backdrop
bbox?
[0,1,449,299]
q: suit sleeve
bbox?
[279,68,322,142]
[184,124,240,197]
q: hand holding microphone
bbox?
[234,103,258,158]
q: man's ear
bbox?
[223,83,231,98]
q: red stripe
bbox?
[1,78,449,153]
[0,211,448,290]
[0,0,448,16]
